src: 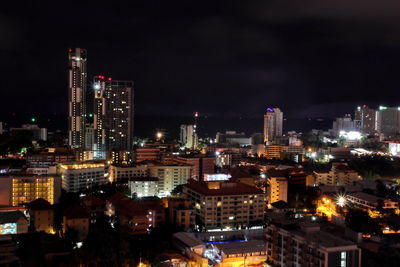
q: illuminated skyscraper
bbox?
[354,105,376,135]
[68,48,87,148]
[263,108,283,144]
[180,124,198,149]
[376,106,400,138]
[93,77,134,150]
[93,76,106,150]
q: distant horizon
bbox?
[1,112,333,138]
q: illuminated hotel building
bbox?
[263,107,283,144]
[68,48,87,149]
[149,164,192,197]
[0,175,61,206]
[58,161,108,193]
[183,180,265,230]
[93,77,134,151]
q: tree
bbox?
[345,209,382,235]
[171,184,184,196]
[64,227,79,249]
[74,223,133,266]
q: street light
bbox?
[336,195,347,207]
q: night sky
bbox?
[2,1,400,136]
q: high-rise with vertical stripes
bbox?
[93,76,134,151]
[263,107,283,144]
[68,48,87,148]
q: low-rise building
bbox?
[266,167,308,204]
[135,147,161,162]
[27,198,54,233]
[128,177,159,198]
[149,164,192,197]
[265,145,304,161]
[108,164,149,183]
[346,192,399,210]
[58,161,108,193]
[10,124,47,142]
[173,230,267,266]
[0,210,28,235]
[314,163,361,186]
[0,174,61,206]
[267,176,288,204]
[266,222,362,267]
[167,198,195,231]
[63,205,90,241]
[26,148,75,168]
[183,180,265,230]
[106,193,165,235]
[80,195,105,224]
[175,155,215,181]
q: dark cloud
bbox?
[1,1,400,134]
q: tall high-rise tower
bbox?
[355,105,376,135]
[377,106,400,138]
[93,75,106,150]
[93,77,134,151]
[263,108,283,144]
[68,48,87,148]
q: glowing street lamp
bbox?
[156,132,163,139]
[336,195,347,207]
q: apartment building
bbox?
[0,174,61,206]
[175,155,215,181]
[108,164,149,183]
[128,177,159,197]
[58,161,108,192]
[183,180,265,230]
[346,192,399,210]
[314,163,361,186]
[266,222,361,267]
[149,164,192,197]
[27,198,54,233]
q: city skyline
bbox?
[2,2,400,266]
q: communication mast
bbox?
[192,112,199,150]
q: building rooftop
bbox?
[0,174,58,178]
[184,180,263,196]
[348,192,381,203]
[80,195,104,207]
[271,200,290,209]
[313,169,330,174]
[59,161,106,169]
[334,164,356,172]
[177,155,215,159]
[129,176,159,182]
[64,205,89,219]
[216,240,266,255]
[0,211,26,224]
[107,193,164,216]
[173,232,204,248]
[28,198,52,211]
[304,230,355,248]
